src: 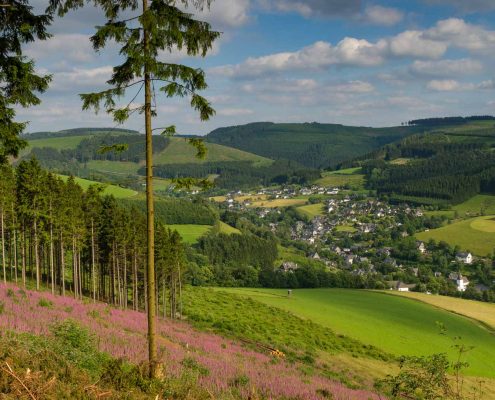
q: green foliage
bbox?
[151,159,320,189]
[49,319,109,376]
[38,298,53,308]
[207,122,419,169]
[0,1,52,162]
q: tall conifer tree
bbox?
[0,1,52,163]
[49,0,219,376]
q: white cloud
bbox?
[51,66,114,92]
[426,79,495,91]
[211,18,495,79]
[362,5,404,26]
[217,108,254,116]
[410,58,483,77]
[427,79,464,91]
[25,34,96,64]
[195,0,251,28]
[425,18,495,53]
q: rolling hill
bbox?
[207,122,420,168]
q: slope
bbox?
[217,288,495,378]
[207,122,419,168]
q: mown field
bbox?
[167,222,240,244]
[416,215,495,256]
[217,288,495,378]
[249,198,308,208]
[57,175,137,199]
[388,291,495,330]
[154,137,272,165]
[297,203,325,219]
[316,169,365,188]
[25,135,87,151]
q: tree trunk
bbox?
[34,219,40,290]
[1,210,5,284]
[143,0,158,378]
[61,235,65,296]
[21,228,26,288]
[50,222,54,295]
[91,219,96,302]
[12,204,17,284]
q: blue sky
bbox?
[22,0,495,134]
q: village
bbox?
[212,185,488,296]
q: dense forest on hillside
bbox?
[408,115,495,127]
[23,127,139,140]
[0,160,186,316]
[151,159,320,189]
[207,122,419,168]
[28,134,169,164]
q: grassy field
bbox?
[296,203,325,218]
[416,215,495,256]
[57,175,137,199]
[26,135,87,151]
[425,195,495,218]
[316,170,365,188]
[335,225,357,233]
[218,221,241,234]
[86,160,141,176]
[217,288,495,378]
[167,224,212,244]
[154,137,272,165]
[249,198,308,208]
[387,291,495,330]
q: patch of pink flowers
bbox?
[0,283,381,400]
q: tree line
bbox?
[0,159,186,317]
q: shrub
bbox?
[38,298,53,308]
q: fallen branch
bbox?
[1,361,37,400]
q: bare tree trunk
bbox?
[123,245,127,310]
[61,235,65,296]
[133,249,138,311]
[117,250,122,308]
[34,219,40,290]
[72,236,77,298]
[50,223,54,295]
[12,204,17,284]
[143,0,158,378]
[178,262,182,320]
[21,228,26,288]
[1,210,5,284]
[91,219,96,302]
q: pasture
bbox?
[388,291,495,330]
[154,137,272,165]
[249,198,308,208]
[316,169,365,188]
[296,203,325,219]
[218,288,495,378]
[425,195,495,218]
[167,224,212,244]
[57,175,137,199]
[415,215,495,256]
[218,221,241,234]
[86,160,141,176]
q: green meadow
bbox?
[316,169,365,188]
[416,215,495,256]
[167,222,240,244]
[217,288,495,378]
[154,137,272,165]
[57,175,137,199]
[296,203,325,219]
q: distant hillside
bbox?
[24,127,139,139]
[207,122,420,168]
[348,119,495,205]
[154,137,272,165]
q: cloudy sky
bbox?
[20,0,495,134]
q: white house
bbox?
[416,241,426,254]
[456,252,473,264]
[456,275,470,292]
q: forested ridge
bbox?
[150,159,321,189]
[207,122,419,168]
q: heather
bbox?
[0,284,380,399]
